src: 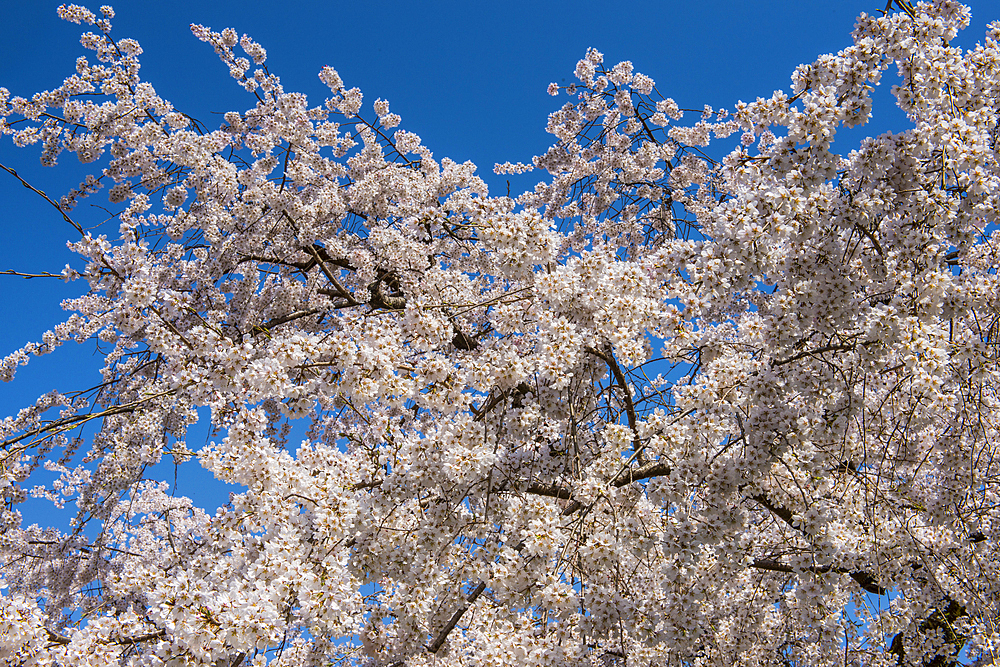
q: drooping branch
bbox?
[771,342,855,368]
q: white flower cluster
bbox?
[2,1,1000,666]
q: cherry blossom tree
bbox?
[2,1,999,665]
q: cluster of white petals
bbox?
[2,2,1000,666]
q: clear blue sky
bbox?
[3,0,1000,516]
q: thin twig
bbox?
[0,269,69,279]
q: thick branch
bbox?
[253,308,323,334]
[520,458,674,517]
[749,493,795,526]
[525,481,574,500]
[46,629,70,646]
[472,382,531,422]
[304,244,355,270]
[304,242,360,306]
[451,321,478,350]
[610,460,672,487]
[367,271,406,310]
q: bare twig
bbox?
[0,269,69,279]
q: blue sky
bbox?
[3,0,1000,518]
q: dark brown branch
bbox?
[426,581,486,654]
[771,343,854,367]
[451,324,478,350]
[239,253,314,271]
[849,571,887,596]
[253,308,322,333]
[750,559,886,595]
[117,629,167,645]
[889,599,965,667]
[46,629,71,646]
[239,245,354,273]
[751,558,828,575]
[749,493,796,526]
[585,345,641,453]
[521,458,674,516]
[525,481,574,500]
[472,382,531,422]
[610,460,672,487]
[46,627,166,647]
[303,241,360,306]
[305,244,355,270]
[749,494,886,595]
[854,221,886,256]
[368,271,406,310]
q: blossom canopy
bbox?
[1,2,1000,666]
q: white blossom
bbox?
[1,2,1000,666]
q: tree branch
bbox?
[1,161,84,234]
[367,270,406,310]
[771,343,854,368]
[585,345,642,454]
[750,559,886,595]
[252,308,323,334]
[304,241,360,306]
[525,481,574,500]
[2,389,175,451]
[520,458,674,517]
[610,459,672,487]
[0,269,69,279]
[426,581,486,654]
[749,493,887,594]
[45,627,166,647]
